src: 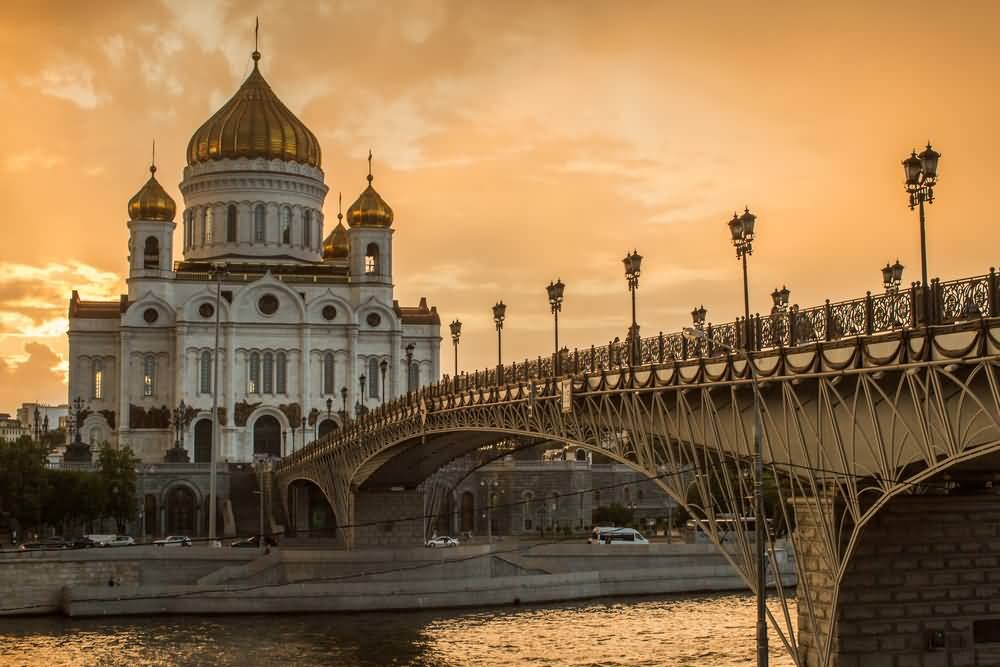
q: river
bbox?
[0,593,797,666]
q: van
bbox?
[588,526,649,544]
[85,534,117,547]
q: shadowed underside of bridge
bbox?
[275,316,1000,666]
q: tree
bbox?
[42,470,106,535]
[592,503,634,527]
[98,445,138,532]
[0,436,47,535]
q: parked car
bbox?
[153,535,193,547]
[425,536,459,548]
[73,536,99,549]
[588,527,649,545]
[230,535,277,548]
[105,535,135,547]
[19,537,70,551]
[85,534,117,547]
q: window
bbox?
[408,361,419,392]
[248,352,260,394]
[276,352,287,394]
[280,207,291,243]
[262,352,274,394]
[365,243,379,274]
[92,359,103,400]
[200,351,212,394]
[368,357,380,399]
[303,210,312,247]
[323,352,334,394]
[143,355,155,397]
[143,237,160,269]
[226,204,237,242]
[254,205,266,242]
[205,207,214,243]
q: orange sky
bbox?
[1,0,998,414]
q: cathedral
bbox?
[67,46,441,467]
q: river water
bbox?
[0,593,797,666]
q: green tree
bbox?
[0,436,47,535]
[98,445,138,532]
[592,503,634,527]
[42,470,107,536]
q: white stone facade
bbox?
[68,159,441,464]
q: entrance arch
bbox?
[166,485,196,534]
[254,415,282,458]
[318,419,338,439]
[194,419,212,463]
[287,479,337,538]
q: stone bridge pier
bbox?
[794,472,1000,667]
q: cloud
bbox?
[5,149,65,173]
[0,261,122,336]
[20,62,108,109]
[0,342,66,413]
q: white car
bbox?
[153,535,193,547]
[104,535,135,547]
[425,536,459,548]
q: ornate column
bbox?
[390,330,402,400]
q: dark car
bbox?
[19,537,70,551]
[73,536,98,549]
[230,535,278,548]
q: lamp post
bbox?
[881,259,904,293]
[728,208,757,350]
[623,250,642,365]
[356,374,368,417]
[340,386,348,422]
[770,286,790,314]
[325,397,333,436]
[207,261,227,545]
[405,344,415,392]
[902,143,940,322]
[684,325,768,666]
[33,405,41,443]
[449,320,461,378]
[492,301,506,382]
[691,305,707,329]
[546,279,565,375]
[480,478,501,543]
[379,359,388,405]
[290,419,297,455]
[167,400,192,462]
[301,416,307,450]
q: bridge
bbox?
[274,268,1000,667]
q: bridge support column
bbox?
[790,495,841,667]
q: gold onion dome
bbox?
[323,221,350,260]
[128,165,176,221]
[347,158,393,228]
[186,50,321,168]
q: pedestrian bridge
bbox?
[274,268,1000,667]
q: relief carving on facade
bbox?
[217,407,227,427]
[129,404,171,429]
[279,403,302,425]
[234,401,261,427]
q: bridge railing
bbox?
[279,268,1000,469]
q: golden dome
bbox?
[128,165,176,221]
[322,221,350,261]
[346,157,393,228]
[186,51,321,168]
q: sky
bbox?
[0,0,998,414]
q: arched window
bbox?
[248,352,260,394]
[303,210,312,247]
[368,357,380,399]
[323,352,334,394]
[276,352,287,394]
[254,205,266,242]
[365,243,379,274]
[200,351,212,393]
[226,204,237,242]
[143,236,160,269]
[262,352,274,394]
[92,359,103,400]
[143,355,155,397]
[408,362,419,392]
[205,207,214,243]
[280,207,291,243]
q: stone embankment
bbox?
[0,542,796,617]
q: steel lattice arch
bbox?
[274,270,1000,667]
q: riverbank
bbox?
[1,542,796,617]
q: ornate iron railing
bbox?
[281,268,1000,469]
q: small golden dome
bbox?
[128,165,176,221]
[186,51,321,168]
[322,221,350,261]
[346,157,393,228]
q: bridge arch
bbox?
[285,476,338,539]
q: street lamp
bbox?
[405,343,415,392]
[379,358,388,404]
[340,386,348,421]
[770,286,790,313]
[492,301,506,382]
[325,397,333,434]
[691,305,707,329]
[684,325,768,665]
[902,143,940,321]
[301,416,307,450]
[546,279,565,375]
[167,400,192,462]
[881,259,904,293]
[207,261,227,545]
[480,478,501,543]
[449,320,461,377]
[623,250,642,364]
[356,374,368,417]
[728,208,757,350]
